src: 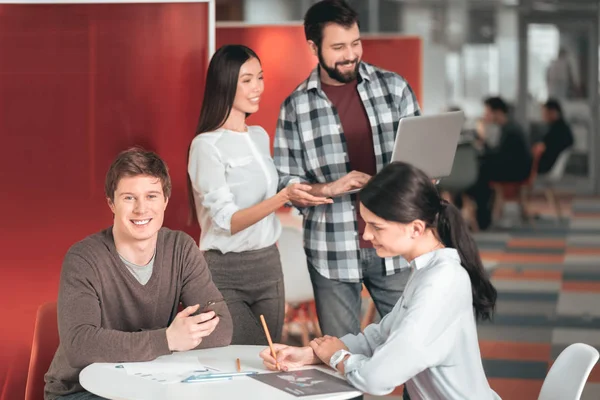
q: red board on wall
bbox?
[0,4,208,398]
[362,35,422,105]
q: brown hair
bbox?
[105,147,172,202]
[304,0,359,48]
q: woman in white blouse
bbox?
[187,45,331,345]
[260,162,501,400]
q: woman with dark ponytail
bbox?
[259,162,500,399]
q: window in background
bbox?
[527,23,560,101]
[446,51,462,104]
[463,44,499,99]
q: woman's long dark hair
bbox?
[360,162,497,321]
[186,45,260,225]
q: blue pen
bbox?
[181,371,258,383]
[182,375,233,383]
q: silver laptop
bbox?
[333,111,465,197]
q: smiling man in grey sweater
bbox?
[44,148,233,400]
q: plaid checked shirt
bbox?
[274,62,421,282]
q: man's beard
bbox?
[318,47,360,84]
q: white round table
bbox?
[80,345,362,400]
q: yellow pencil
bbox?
[236,357,241,372]
[260,314,280,369]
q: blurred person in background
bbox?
[466,97,532,230]
[537,98,574,174]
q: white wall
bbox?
[243,0,298,24]
[400,4,448,114]
[496,7,518,102]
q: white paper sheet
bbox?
[115,354,221,384]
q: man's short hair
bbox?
[544,98,563,116]
[105,147,172,201]
[304,0,359,48]
[484,96,509,114]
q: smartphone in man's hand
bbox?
[193,298,226,320]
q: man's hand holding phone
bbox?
[195,298,226,319]
[165,302,222,351]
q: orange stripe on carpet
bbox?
[480,252,564,264]
[572,212,600,218]
[562,281,600,293]
[507,238,565,249]
[492,268,562,281]
[488,378,544,400]
[479,341,551,361]
[567,247,600,255]
[588,363,600,383]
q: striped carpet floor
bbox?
[366,197,600,399]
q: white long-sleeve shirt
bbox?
[340,248,501,400]
[188,126,281,253]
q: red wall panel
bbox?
[362,35,423,106]
[0,4,208,398]
[216,25,423,143]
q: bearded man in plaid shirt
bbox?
[274,0,421,342]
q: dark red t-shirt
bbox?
[321,80,376,248]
